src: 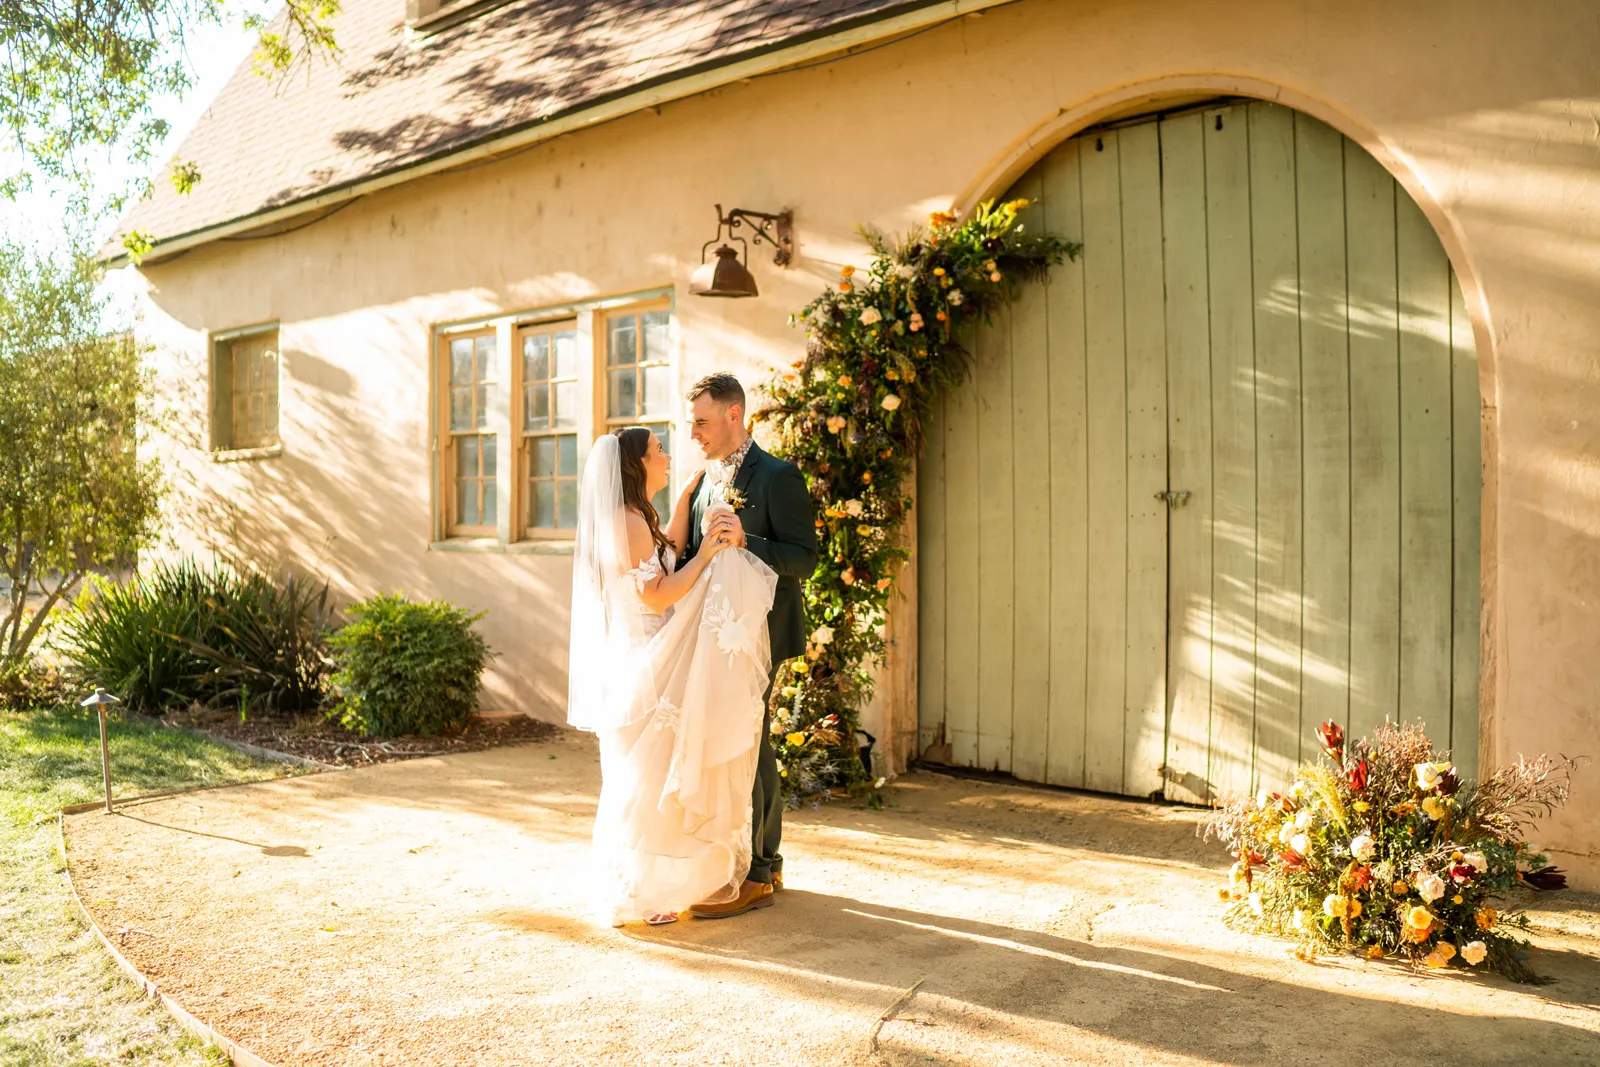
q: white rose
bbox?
[844,499,864,517]
[1415,762,1442,790]
[882,394,902,411]
[895,263,916,279]
[948,289,964,305]
[813,626,834,646]
[1291,908,1307,931]
[1350,834,1375,862]
[1248,892,1264,917]
[1255,789,1271,810]
[859,307,882,325]
[1416,871,1447,902]
[1277,822,1294,845]
[1461,940,1488,966]
[1464,850,1488,872]
[1290,833,1311,855]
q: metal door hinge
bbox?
[1155,489,1192,509]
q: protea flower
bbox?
[1316,720,1346,762]
[1279,850,1309,872]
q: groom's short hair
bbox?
[686,373,745,411]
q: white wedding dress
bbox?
[567,437,777,925]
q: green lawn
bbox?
[1,706,294,1066]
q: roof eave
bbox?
[105,0,1017,269]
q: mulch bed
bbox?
[155,706,560,767]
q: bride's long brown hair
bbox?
[614,426,671,563]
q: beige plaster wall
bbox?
[135,0,1600,884]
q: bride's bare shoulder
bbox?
[622,510,656,559]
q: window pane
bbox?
[558,481,579,530]
[456,435,479,478]
[482,475,497,525]
[450,339,473,384]
[533,481,556,529]
[607,316,636,367]
[523,334,549,382]
[474,385,488,429]
[553,380,577,428]
[262,346,278,385]
[642,364,672,418]
[475,335,496,381]
[607,369,636,419]
[481,433,497,475]
[248,393,264,436]
[458,476,479,526]
[450,386,473,431]
[233,395,248,435]
[652,485,671,524]
[247,349,263,389]
[552,331,577,379]
[557,434,577,477]
[534,437,556,477]
[265,390,279,436]
[526,384,549,431]
[642,310,670,363]
[231,347,248,389]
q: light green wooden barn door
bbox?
[918,100,1481,803]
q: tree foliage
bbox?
[0,241,164,671]
[0,0,341,198]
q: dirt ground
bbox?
[64,731,1600,1067]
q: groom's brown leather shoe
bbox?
[772,870,784,892]
[689,879,774,919]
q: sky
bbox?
[0,18,260,325]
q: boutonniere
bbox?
[724,487,748,512]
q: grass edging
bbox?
[153,719,341,771]
[56,810,282,1067]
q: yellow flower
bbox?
[875,577,891,591]
[837,375,853,387]
[862,472,873,484]
[932,267,946,277]
[1393,881,1410,896]
[1476,907,1498,930]
[1451,851,1466,863]
[1323,894,1347,918]
[792,661,811,674]
[785,731,807,747]
[1406,906,1435,931]
[1422,949,1448,968]
[857,525,873,536]
[1005,197,1030,211]
[1348,899,1363,918]
[1352,801,1370,813]
[1437,941,1457,961]
[1452,894,1463,905]
[840,264,856,278]
[839,281,853,293]
[989,271,1002,282]
[1421,795,1449,820]
[1366,945,1385,959]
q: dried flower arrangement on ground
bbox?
[1205,719,1576,982]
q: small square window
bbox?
[213,328,280,451]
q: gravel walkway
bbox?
[64,731,1600,1066]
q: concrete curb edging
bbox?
[154,719,343,771]
[56,812,281,1067]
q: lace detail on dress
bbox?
[623,554,664,593]
[649,696,680,733]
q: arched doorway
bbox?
[917,99,1480,803]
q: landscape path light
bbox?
[79,687,122,814]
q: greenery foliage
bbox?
[1204,719,1575,983]
[326,593,492,737]
[756,200,1076,799]
[0,243,163,674]
[1,0,339,200]
[60,558,333,716]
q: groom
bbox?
[680,372,818,918]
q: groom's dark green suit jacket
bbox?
[682,441,818,664]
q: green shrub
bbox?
[58,558,333,716]
[326,593,491,737]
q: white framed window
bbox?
[438,329,498,537]
[518,320,580,534]
[602,301,675,520]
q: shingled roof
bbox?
[114,0,986,260]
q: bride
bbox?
[567,426,777,926]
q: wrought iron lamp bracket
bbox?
[711,204,794,266]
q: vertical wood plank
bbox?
[1044,139,1090,789]
[1246,101,1303,792]
[1160,111,1215,804]
[917,391,949,755]
[1009,175,1052,783]
[1396,193,1455,745]
[1118,120,1169,798]
[1345,144,1403,741]
[1203,103,1259,801]
[1081,128,1129,794]
[976,302,1016,772]
[1295,113,1353,760]
[943,336,982,767]
[1449,271,1482,776]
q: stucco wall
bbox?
[135,0,1600,884]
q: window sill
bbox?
[428,537,575,556]
[408,0,516,37]
[212,444,282,463]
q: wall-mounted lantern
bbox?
[689,204,794,298]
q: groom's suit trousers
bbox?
[749,677,784,885]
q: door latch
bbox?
[1155,489,1192,509]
